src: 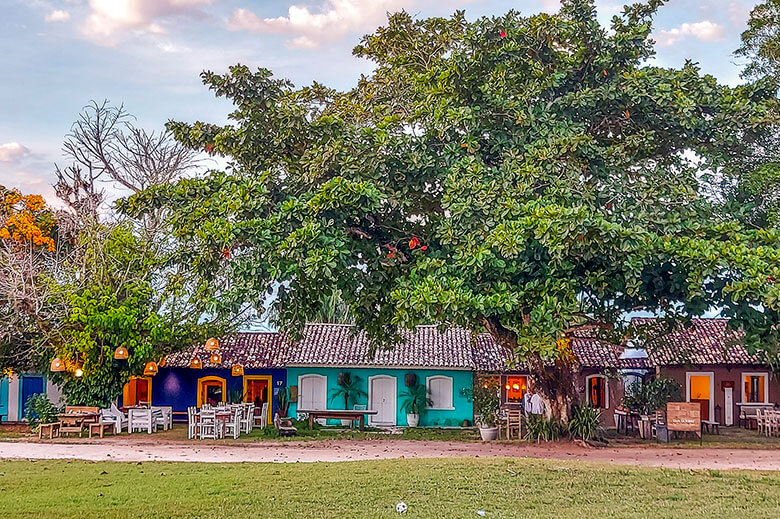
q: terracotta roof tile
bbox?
[164,332,289,369]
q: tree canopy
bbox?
[124,0,780,412]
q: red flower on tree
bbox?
[221,248,232,259]
[205,144,215,153]
[500,30,506,38]
[409,237,420,249]
[420,245,428,251]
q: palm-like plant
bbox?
[400,384,432,416]
[330,372,367,409]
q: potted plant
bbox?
[463,379,501,440]
[330,372,367,426]
[275,386,290,418]
[622,377,682,439]
[400,383,431,427]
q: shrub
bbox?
[568,404,601,441]
[24,394,60,429]
[462,378,500,427]
[400,383,432,416]
[622,377,683,415]
[524,414,561,442]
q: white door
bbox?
[369,376,397,426]
[724,387,734,426]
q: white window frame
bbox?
[426,375,455,410]
[585,374,609,409]
[297,374,327,411]
[741,372,769,404]
[685,371,715,421]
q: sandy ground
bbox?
[1,438,779,470]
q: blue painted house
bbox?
[138,332,288,424]
[0,372,62,422]
[285,324,475,427]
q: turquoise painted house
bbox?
[0,373,62,422]
[285,324,475,427]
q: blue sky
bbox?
[0,0,760,204]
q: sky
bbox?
[0,0,760,205]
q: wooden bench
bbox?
[89,422,116,439]
[702,419,720,435]
[38,422,61,439]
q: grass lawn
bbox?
[0,458,777,518]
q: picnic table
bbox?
[57,411,99,437]
[297,409,378,430]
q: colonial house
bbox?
[0,372,62,422]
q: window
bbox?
[298,374,327,410]
[123,377,152,407]
[586,375,608,408]
[426,376,454,410]
[742,373,769,404]
[504,376,528,404]
[622,373,642,397]
[197,376,226,407]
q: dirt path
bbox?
[1,439,779,470]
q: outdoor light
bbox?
[74,367,84,378]
[205,337,220,351]
[50,357,65,372]
[505,384,510,390]
[113,346,129,360]
[512,384,520,391]
[231,364,244,376]
[189,356,202,369]
[144,361,158,376]
[209,352,222,365]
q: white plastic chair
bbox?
[187,406,198,439]
[224,408,242,439]
[240,403,255,434]
[198,409,218,440]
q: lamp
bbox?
[189,356,202,369]
[505,384,510,390]
[205,337,220,351]
[50,357,65,372]
[74,366,84,378]
[209,352,222,365]
[143,361,158,376]
[512,384,520,391]
[231,364,244,376]
[114,346,129,360]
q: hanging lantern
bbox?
[231,364,244,376]
[114,346,129,360]
[74,366,84,378]
[189,356,202,369]
[144,361,158,376]
[50,357,65,372]
[205,337,220,351]
[209,352,222,365]
[512,384,520,391]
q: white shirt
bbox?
[528,393,545,415]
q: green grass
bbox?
[0,458,777,518]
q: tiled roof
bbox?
[164,332,289,369]
[285,323,476,369]
[632,318,765,366]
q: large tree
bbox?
[124,0,780,419]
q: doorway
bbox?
[369,375,397,426]
[243,375,272,425]
[122,377,152,407]
[686,372,714,421]
[197,376,226,407]
[19,375,45,420]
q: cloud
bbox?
[655,20,725,47]
[0,143,30,162]
[45,10,71,22]
[81,0,212,44]
[226,0,414,49]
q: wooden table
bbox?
[57,412,98,437]
[89,422,115,438]
[38,422,61,439]
[298,409,378,430]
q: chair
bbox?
[757,409,766,435]
[198,409,219,440]
[504,409,523,439]
[187,406,198,439]
[240,403,255,434]
[255,402,269,429]
[100,404,128,434]
[273,413,297,436]
[153,406,173,431]
[224,408,242,439]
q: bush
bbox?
[524,414,561,442]
[622,377,683,415]
[461,378,500,427]
[24,394,60,429]
[568,404,601,441]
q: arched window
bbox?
[123,377,152,407]
[197,376,226,407]
[585,375,608,409]
[297,374,327,410]
[426,375,454,410]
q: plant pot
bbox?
[479,426,499,441]
[638,415,652,440]
[406,413,420,427]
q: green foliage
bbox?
[330,372,367,410]
[622,377,683,416]
[123,1,780,394]
[276,386,290,417]
[399,383,432,416]
[736,0,780,80]
[524,414,562,442]
[463,379,501,427]
[568,404,601,441]
[23,393,60,429]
